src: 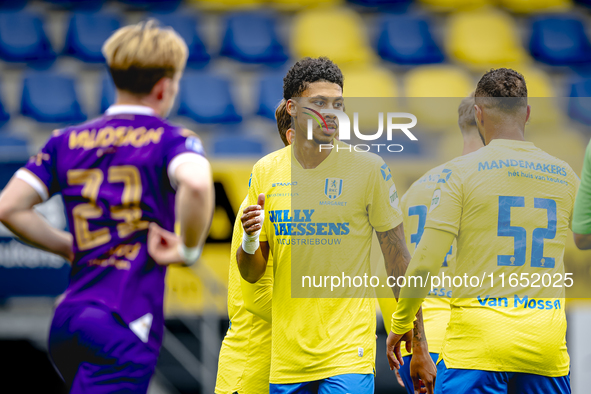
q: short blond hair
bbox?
[275,99,291,146]
[102,20,188,95]
[458,92,477,131]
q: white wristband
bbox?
[242,210,264,255]
[177,243,202,266]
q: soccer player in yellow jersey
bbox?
[387,94,484,394]
[236,57,435,394]
[389,68,578,393]
[215,100,293,394]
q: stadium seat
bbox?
[529,16,591,66]
[220,12,288,65]
[269,0,343,10]
[153,13,210,67]
[568,78,591,125]
[0,135,29,161]
[575,0,591,7]
[418,0,490,12]
[178,73,242,124]
[500,0,571,13]
[343,64,398,97]
[349,0,412,9]
[404,65,473,129]
[100,74,115,114]
[212,135,265,156]
[119,0,182,11]
[0,83,9,125]
[519,67,561,127]
[0,12,55,64]
[292,7,374,65]
[341,65,399,135]
[21,73,86,123]
[376,14,444,65]
[189,0,263,11]
[45,0,105,10]
[256,72,283,120]
[0,0,27,10]
[64,13,121,63]
[447,9,528,70]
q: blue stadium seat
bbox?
[0,0,27,10]
[568,78,591,125]
[45,0,105,10]
[212,135,265,156]
[377,15,444,65]
[64,13,121,63]
[0,12,55,64]
[256,72,283,120]
[0,135,29,161]
[529,16,591,66]
[120,0,182,11]
[21,73,86,123]
[153,13,210,67]
[178,73,242,124]
[348,0,412,10]
[100,74,115,113]
[0,84,9,125]
[220,12,288,64]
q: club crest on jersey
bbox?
[429,189,441,213]
[324,178,343,200]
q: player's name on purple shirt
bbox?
[69,126,165,150]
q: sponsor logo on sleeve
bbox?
[429,189,441,213]
[186,136,204,155]
[389,184,399,209]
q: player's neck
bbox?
[292,132,332,169]
[483,124,526,145]
[461,134,484,156]
[113,92,160,116]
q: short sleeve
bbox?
[247,163,267,242]
[367,159,403,232]
[20,131,61,201]
[165,128,207,186]
[424,163,463,236]
[572,142,591,234]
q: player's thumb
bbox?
[257,193,265,210]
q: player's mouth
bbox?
[323,123,337,136]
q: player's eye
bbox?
[334,101,343,108]
[313,101,325,107]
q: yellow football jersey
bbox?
[426,139,579,376]
[215,197,272,394]
[248,142,403,384]
[399,164,454,358]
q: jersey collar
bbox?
[105,105,156,116]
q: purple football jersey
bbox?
[22,106,205,352]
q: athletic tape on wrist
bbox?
[242,210,265,254]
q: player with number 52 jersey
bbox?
[390,68,579,394]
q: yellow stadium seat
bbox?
[404,65,474,130]
[292,7,375,65]
[499,0,572,13]
[188,0,263,11]
[447,9,529,70]
[270,0,343,11]
[517,67,562,127]
[418,0,490,11]
[341,65,399,132]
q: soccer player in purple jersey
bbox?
[0,21,213,393]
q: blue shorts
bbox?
[269,373,374,394]
[399,353,439,394]
[48,302,159,394]
[435,359,571,394]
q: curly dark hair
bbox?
[475,68,527,111]
[283,57,344,100]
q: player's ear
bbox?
[525,104,531,124]
[286,129,294,145]
[286,99,297,117]
[151,77,168,101]
[474,104,483,125]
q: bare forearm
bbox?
[574,233,591,250]
[177,182,213,248]
[237,245,267,283]
[412,307,428,352]
[377,224,412,300]
[2,210,72,260]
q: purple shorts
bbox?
[48,302,159,394]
